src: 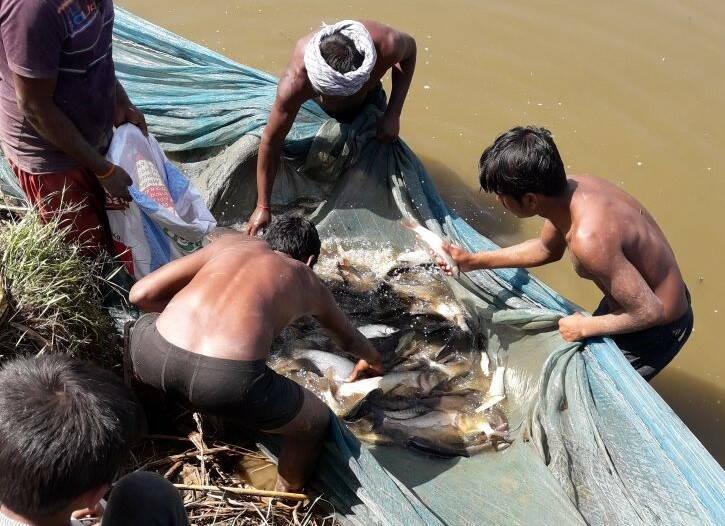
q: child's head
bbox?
[479,126,567,216]
[0,354,142,519]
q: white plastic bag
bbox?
[105,124,216,279]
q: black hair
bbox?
[0,355,142,517]
[478,126,567,200]
[264,214,321,264]
[319,33,364,74]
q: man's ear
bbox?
[522,193,539,212]
[306,255,317,268]
[74,484,109,512]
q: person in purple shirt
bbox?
[0,0,145,255]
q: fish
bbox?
[357,324,400,339]
[336,370,444,399]
[401,219,460,278]
[426,359,471,380]
[273,240,510,456]
[378,410,505,457]
[420,394,476,412]
[476,366,506,412]
[383,406,431,420]
[480,350,491,377]
[298,372,381,418]
[336,258,379,293]
[292,349,355,382]
[395,249,433,267]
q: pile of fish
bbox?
[270,240,510,457]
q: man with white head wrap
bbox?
[246,20,417,235]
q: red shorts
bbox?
[10,161,109,257]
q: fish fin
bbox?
[323,368,338,396]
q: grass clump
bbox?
[0,208,120,365]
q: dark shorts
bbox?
[128,313,304,430]
[593,290,694,381]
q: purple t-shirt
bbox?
[0,0,116,174]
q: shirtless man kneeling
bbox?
[128,215,383,491]
[436,126,693,381]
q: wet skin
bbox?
[129,234,382,491]
[440,175,688,341]
[247,20,416,235]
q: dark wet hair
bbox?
[264,214,321,264]
[0,355,142,517]
[320,33,364,74]
[479,126,567,200]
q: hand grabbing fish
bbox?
[347,357,385,382]
[401,219,461,278]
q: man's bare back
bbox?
[131,232,382,374]
[128,217,383,491]
[566,175,688,322]
[156,236,320,361]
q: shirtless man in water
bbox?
[436,126,693,381]
[128,215,383,491]
[246,20,417,235]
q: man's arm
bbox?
[437,219,566,274]
[558,234,665,341]
[246,76,306,236]
[375,27,416,142]
[308,279,383,381]
[129,242,216,312]
[115,79,147,136]
[13,74,132,199]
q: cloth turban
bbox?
[303,20,377,97]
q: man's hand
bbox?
[376,112,400,142]
[433,242,478,275]
[347,356,384,382]
[99,164,133,201]
[558,312,588,342]
[71,500,104,525]
[115,100,148,137]
[246,206,271,236]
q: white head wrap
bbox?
[303,20,377,97]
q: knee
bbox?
[306,401,331,438]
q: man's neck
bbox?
[0,505,69,526]
[536,179,577,235]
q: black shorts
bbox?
[593,290,694,381]
[128,313,304,430]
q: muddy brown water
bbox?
[119,0,725,464]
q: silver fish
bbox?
[292,349,355,382]
[383,407,431,420]
[476,366,506,412]
[337,370,444,399]
[401,219,460,278]
[357,324,400,339]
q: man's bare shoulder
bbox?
[360,20,411,61]
[567,217,622,274]
[210,232,267,249]
[277,35,315,105]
